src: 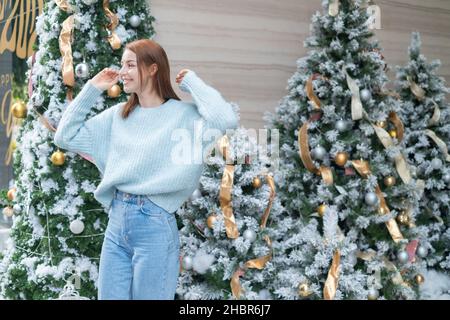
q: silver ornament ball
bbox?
[365,192,378,206]
[431,158,442,170]
[75,63,90,79]
[69,219,85,235]
[367,288,379,300]
[360,89,372,102]
[82,0,97,4]
[243,229,257,243]
[335,120,348,132]
[182,256,193,270]
[189,189,202,201]
[129,15,141,28]
[312,146,327,160]
[416,246,428,258]
[443,174,450,183]
[397,250,409,264]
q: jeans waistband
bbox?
[114,189,151,206]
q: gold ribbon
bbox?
[388,111,404,142]
[329,0,340,16]
[407,76,425,100]
[298,122,334,185]
[343,67,364,120]
[429,100,441,126]
[231,236,273,299]
[260,174,275,229]
[306,74,321,109]
[323,250,340,300]
[372,124,412,184]
[56,0,75,100]
[352,160,404,243]
[103,0,121,50]
[217,135,232,164]
[424,129,450,162]
[219,164,239,239]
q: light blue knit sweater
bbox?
[54,71,238,213]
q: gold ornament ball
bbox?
[376,121,387,128]
[396,211,410,225]
[107,84,122,98]
[384,176,396,187]
[206,214,218,229]
[388,130,397,139]
[51,150,66,166]
[317,204,327,217]
[298,283,311,297]
[11,101,27,118]
[11,140,17,150]
[378,206,387,215]
[7,188,16,201]
[252,177,262,188]
[2,206,14,218]
[335,152,348,167]
[415,274,425,285]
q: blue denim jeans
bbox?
[98,190,180,300]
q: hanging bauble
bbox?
[69,219,85,234]
[396,211,410,225]
[312,146,327,160]
[11,140,17,150]
[317,204,327,217]
[51,150,66,166]
[416,246,428,258]
[7,187,16,201]
[397,250,409,264]
[415,274,425,285]
[430,158,442,170]
[206,214,217,229]
[383,176,396,187]
[252,177,262,188]
[107,84,121,98]
[364,192,378,206]
[2,206,14,218]
[75,62,90,79]
[182,256,193,270]
[443,173,450,183]
[129,15,141,28]
[82,0,97,5]
[189,189,202,201]
[335,120,348,132]
[243,229,257,243]
[360,89,372,102]
[11,101,27,118]
[376,121,387,128]
[334,152,348,166]
[367,288,379,300]
[298,283,312,297]
[388,129,397,139]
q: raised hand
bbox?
[175,69,191,84]
[90,68,120,91]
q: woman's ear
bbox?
[149,63,158,77]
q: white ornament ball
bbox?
[365,192,378,206]
[416,246,428,258]
[189,189,202,201]
[360,89,372,102]
[367,288,379,300]
[431,158,442,170]
[243,229,257,243]
[397,250,409,264]
[75,63,90,79]
[129,15,141,28]
[258,289,272,300]
[182,256,193,270]
[312,146,327,160]
[69,219,85,235]
[335,120,348,132]
[82,0,97,5]
[443,174,450,183]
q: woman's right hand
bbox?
[89,68,120,91]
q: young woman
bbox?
[54,39,238,299]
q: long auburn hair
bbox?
[121,39,180,119]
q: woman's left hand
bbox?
[175,69,191,84]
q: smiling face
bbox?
[119,49,156,94]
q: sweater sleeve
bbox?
[53,81,116,174]
[179,71,238,134]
